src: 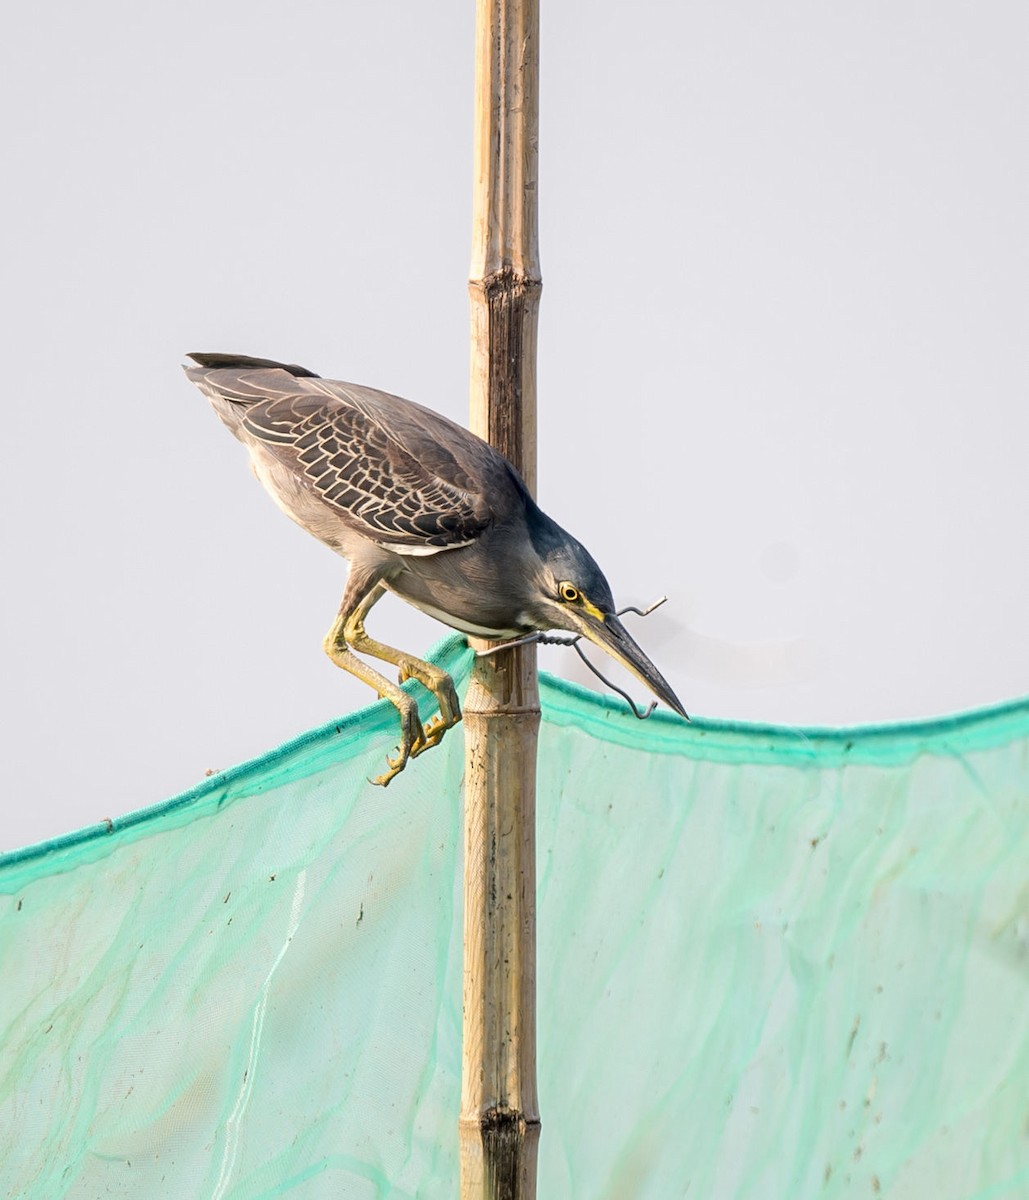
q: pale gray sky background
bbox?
[2,2,1026,850]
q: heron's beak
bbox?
[578,613,689,721]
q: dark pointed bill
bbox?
[581,614,689,721]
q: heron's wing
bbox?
[207,370,519,552]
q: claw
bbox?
[370,696,425,787]
[372,750,408,788]
[423,712,448,740]
[367,666,465,784]
[372,731,426,786]
[410,712,449,757]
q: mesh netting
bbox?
[2,636,1027,1198]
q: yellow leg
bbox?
[323,582,462,786]
[347,612,462,755]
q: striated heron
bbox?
[185,352,687,784]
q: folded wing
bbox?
[186,360,519,554]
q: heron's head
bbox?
[525,515,689,721]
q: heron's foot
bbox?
[412,707,461,757]
[373,750,414,788]
[398,660,463,758]
[372,693,427,787]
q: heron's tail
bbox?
[185,352,319,378]
[183,352,321,439]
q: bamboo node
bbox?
[460,1107,542,1135]
[469,265,543,300]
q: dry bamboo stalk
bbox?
[460,0,542,1196]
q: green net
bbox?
[2,635,1027,1198]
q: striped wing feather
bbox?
[238,380,498,551]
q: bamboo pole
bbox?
[460,0,542,1196]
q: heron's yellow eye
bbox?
[558,582,580,603]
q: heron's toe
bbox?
[411,709,460,757]
[435,678,462,726]
[372,751,408,787]
[371,695,425,787]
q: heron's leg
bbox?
[323,582,426,787]
[342,590,462,759]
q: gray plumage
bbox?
[186,352,685,783]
